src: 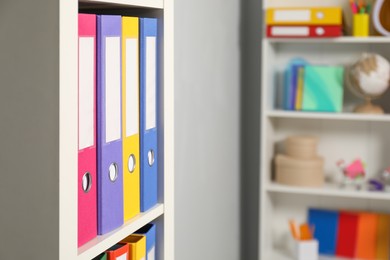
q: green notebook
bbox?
[302,66,344,112]
[92,252,107,260]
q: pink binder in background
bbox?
[78,13,97,247]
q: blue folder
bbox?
[308,208,339,255]
[140,18,159,211]
[135,223,156,260]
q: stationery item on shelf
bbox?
[308,208,339,255]
[355,212,378,259]
[97,14,124,235]
[284,58,308,110]
[302,65,344,112]
[106,243,129,260]
[121,234,146,260]
[267,25,342,38]
[78,13,97,247]
[295,67,304,110]
[266,7,342,25]
[122,16,141,221]
[376,214,390,259]
[135,223,156,260]
[335,211,359,258]
[353,14,369,37]
[294,239,319,260]
[285,135,318,160]
[93,252,107,260]
[289,220,318,260]
[346,53,390,114]
[336,159,366,190]
[275,154,324,187]
[140,18,159,212]
[373,0,390,36]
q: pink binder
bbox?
[78,13,97,247]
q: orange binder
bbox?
[376,214,390,260]
[266,7,342,25]
[355,213,378,259]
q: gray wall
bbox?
[174,1,241,259]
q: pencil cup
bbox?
[353,14,369,37]
[293,239,319,260]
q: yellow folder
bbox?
[121,234,146,260]
[376,214,390,260]
[122,16,140,221]
[266,7,342,25]
[295,67,304,110]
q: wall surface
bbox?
[174,1,241,259]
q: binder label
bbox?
[148,246,155,260]
[79,37,95,150]
[116,253,127,260]
[105,37,121,143]
[126,38,139,137]
[145,36,156,130]
[274,10,310,22]
[271,26,309,36]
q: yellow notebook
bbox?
[266,7,342,25]
[376,214,390,260]
[295,67,304,110]
[122,234,146,260]
[122,16,141,221]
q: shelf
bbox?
[265,36,390,44]
[266,110,390,122]
[266,183,390,201]
[79,0,163,9]
[267,249,352,260]
[78,204,164,259]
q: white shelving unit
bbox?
[0,0,173,259]
[260,0,390,259]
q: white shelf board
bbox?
[267,183,390,201]
[266,110,390,122]
[267,249,351,260]
[79,0,163,9]
[265,36,390,44]
[78,204,164,259]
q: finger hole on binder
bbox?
[82,172,92,193]
[128,154,136,173]
[109,163,118,182]
[148,150,155,167]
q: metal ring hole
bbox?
[128,154,136,173]
[82,172,92,193]
[148,150,155,167]
[109,163,118,182]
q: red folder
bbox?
[336,211,359,258]
[267,25,342,38]
[106,243,129,260]
[78,13,97,247]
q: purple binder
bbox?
[97,15,123,235]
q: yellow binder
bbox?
[122,16,140,221]
[122,234,146,260]
[376,214,390,259]
[266,7,342,25]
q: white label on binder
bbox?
[116,253,127,260]
[271,26,309,36]
[148,246,156,260]
[274,10,311,22]
[126,38,139,137]
[79,37,95,150]
[146,36,156,130]
[105,37,121,143]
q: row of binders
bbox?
[93,224,156,260]
[78,13,159,247]
[266,7,342,38]
[308,208,390,259]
